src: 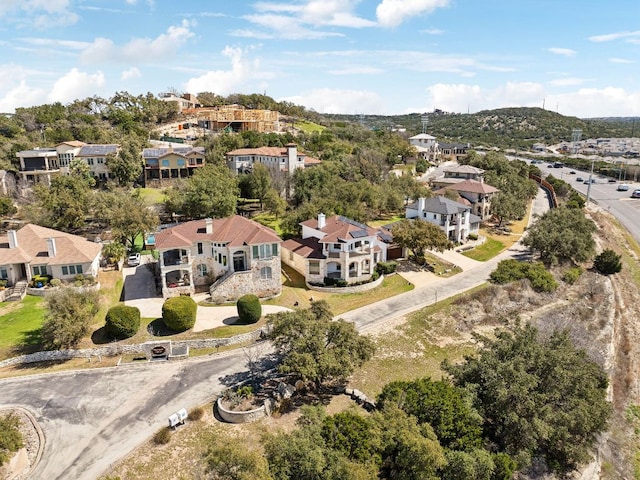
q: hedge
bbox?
[376,261,397,275]
[236,294,262,324]
[105,304,141,339]
[162,296,197,331]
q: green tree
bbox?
[490,191,527,227]
[593,249,622,275]
[391,219,452,262]
[165,165,238,219]
[0,196,16,217]
[106,191,159,250]
[31,174,92,231]
[41,288,101,349]
[101,242,126,264]
[268,301,375,389]
[522,207,596,265]
[236,294,262,324]
[444,324,611,473]
[107,138,143,186]
[69,157,96,187]
[247,163,272,208]
[0,413,24,467]
[263,188,287,218]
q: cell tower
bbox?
[571,129,582,156]
[421,115,429,134]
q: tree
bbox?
[490,191,526,227]
[444,324,611,473]
[101,242,126,264]
[165,165,238,219]
[593,249,622,275]
[31,174,92,231]
[41,288,101,350]
[162,296,197,331]
[247,163,272,208]
[0,413,24,467]
[522,207,596,265]
[69,158,96,187]
[268,301,375,388]
[236,294,262,324]
[107,138,143,186]
[391,219,452,262]
[263,188,287,218]
[0,196,16,217]
[106,191,159,250]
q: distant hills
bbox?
[319,107,639,148]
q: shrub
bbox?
[593,249,622,275]
[562,266,583,284]
[0,279,7,288]
[188,407,204,421]
[41,288,101,350]
[105,305,141,339]
[490,259,557,293]
[162,296,197,331]
[236,294,262,324]
[376,261,397,275]
[50,278,62,287]
[153,426,172,445]
[468,233,478,241]
[0,413,24,467]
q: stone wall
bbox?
[0,289,5,302]
[307,274,384,294]
[26,283,101,297]
[216,397,268,423]
[210,266,281,304]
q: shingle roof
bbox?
[443,165,484,174]
[227,146,290,157]
[281,237,325,259]
[0,224,102,266]
[300,215,377,243]
[435,179,499,194]
[154,216,281,250]
[409,196,470,215]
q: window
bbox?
[197,264,208,276]
[260,266,272,279]
[197,242,203,255]
[0,268,7,280]
[97,157,104,164]
[252,243,279,259]
[61,264,83,275]
[309,261,320,275]
[162,159,170,167]
[62,266,68,275]
[177,159,185,167]
[32,265,47,276]
[87,158,94,165]
[289,251,294,262]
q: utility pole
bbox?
[586,157,596,204]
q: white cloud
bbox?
[376,0,450,28]
[184,46,271,96]
[548,47,576,57]
[281,88,386,114]
[80,20,194,63]
[235,14,344,40]
[548,77,588,87]
[121,67,142,80]
[0,0,79,28]
[47,68,105,103]
[421,28,444,35]
[610,57,634,64]
[589,30,640,42]
[328,66,384,75]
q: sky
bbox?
[0,0,639,118]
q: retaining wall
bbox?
[306,274,384,294]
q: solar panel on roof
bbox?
[350,229,369,238]
[337,215,369,230]
[79,145,118,156]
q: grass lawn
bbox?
[137,187,166,205]
[368,215,404,228]
[0,296,46,360]
[251,212,285,236]
[294,119,325,134]
[462,237,505,261]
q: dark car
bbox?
[576,177,584,182]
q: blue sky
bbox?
[1,0,639,118]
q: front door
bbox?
[233,251,246,272]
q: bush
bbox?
[593,249,622,275]
[0,413,24,467]
[236,294,262,324]
[50,278,61,287]
[105,305,141,339]
[0,279,7,288]
[468,233,478,241]
[162,296,197,331]
[562,266,583,284]
[188,407,204,421]
[490,259,557,293]
[376,261,397,275]
[153,426,172,445]
[41,288,101,350]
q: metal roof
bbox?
[77,145,118,156]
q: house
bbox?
[159,93,199,113]
[433,179,499,219]
[16,141,119,185]
[438,142,470,162]
[405,197,480,242]
[142,145,206,186]
[197,104,280,133]
[0,224,102,287]
[409,133,440,162]
[226,143,320,175]
[153,216,282,302]
[443,164,484,182]
[281,214,395,285]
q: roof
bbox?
[304,156,322,166]
[444,165,484,174]
[469,213,482,224]
[77,145,119,156]
[409,133,436,140]
[435,179,499,195]
[301,215,378,243]
[154,216,281,250]
[227,146,293,157]
[143,147,205,158]
[408,196,470,215]
[56,141,86,148]
[281,237,325,259]
[0,224,102,266]
[16,148,57,157]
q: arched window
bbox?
[260,266,272,279]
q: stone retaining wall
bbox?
[306,274,384,294]
[216,397,268,423]
[26,283,101,297]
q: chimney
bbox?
[7,230,18,249]
[205,218,213,234]
[317,213,326,230]
[286,143,298,172]
[418,197,426,211]
[46,237,57,257]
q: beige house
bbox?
[433,179,499,219]
[154,216,282,302]
[406,197,480,242]
[142,145,205,186]
[282,214,394,285]
[226,143,320,175]
[0,224,102,287]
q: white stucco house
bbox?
[406,196,481,243]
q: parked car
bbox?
[127,252,141,266]
[632,189,640,199]
[569,170,576,174]
[576,177,584,182]
[617,184,630,191]
[608,178,617,183]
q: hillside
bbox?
[321,107,639,148]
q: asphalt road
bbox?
[0,190,551,480]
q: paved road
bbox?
[0,189,550,480]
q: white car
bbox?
[127,252,141,266]
[617,184,630,192]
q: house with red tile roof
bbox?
[433,179,499,219]
[0,224,102,287]
[226,143,320,175]
[281,214,394,286]
[154,215,282,302]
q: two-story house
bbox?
[154,216,282,302]
[0,224,102,287]
[281,214,393,285]
[406,197,480,243]
[226,143,320,175]
[142,145,205,186]
[433,180,499,219]
[409,133,440,163]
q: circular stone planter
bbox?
[216,397,268,423]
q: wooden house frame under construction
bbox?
[192,105,280,133]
